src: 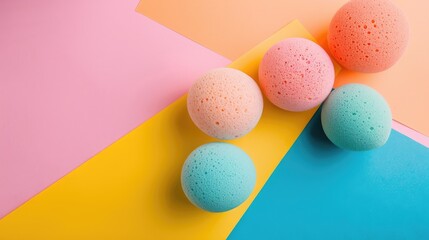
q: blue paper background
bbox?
[229,110,429,239]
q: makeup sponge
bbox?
[321,84,392,151]
[181,142,256,212]
[187,68,263,140]
[328,0,409,73]
[259,38,335,112]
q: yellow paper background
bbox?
[0,20,338,239]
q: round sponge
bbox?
[181,142,256,212]
[321,84,392,151]
[187,68,263,140]
[259,38,335,112]
[328,0,409,73]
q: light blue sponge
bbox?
[181,142,256,212]
[321,84,392,151]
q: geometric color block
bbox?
[137,0,346,60]
[0,0,228,218]
[392,121,429,148]
[229,110,429,239]
[0,20,330,239]
[137,0,429,136]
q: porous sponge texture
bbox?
[328,0,409,73]
[181,142,256,212]
[187,68,263,140]
[259,38,335,112]
[321,84,392,151]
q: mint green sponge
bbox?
[321,84,392,151]
[181,142,256,212]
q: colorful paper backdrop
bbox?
[0,0,428,239]
[0,21,335,239]
[0,0,228,219]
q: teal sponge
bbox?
[321,84,392,151]
[181,142,256,212]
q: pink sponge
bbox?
[258,38,335,112]
[328,0,409,73]
[187,68,263,140]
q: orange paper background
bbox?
[137,0,429,136]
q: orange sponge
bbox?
[328,0,409,73]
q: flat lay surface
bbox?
[0,0,428,239]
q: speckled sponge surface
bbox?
[187,68,263,140]
[321,84,392,151]
[181,142,256,212]
[328,0,409,72]
[259,38,334,112]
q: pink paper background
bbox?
[392,121,429,148]
[0,0,228,219]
